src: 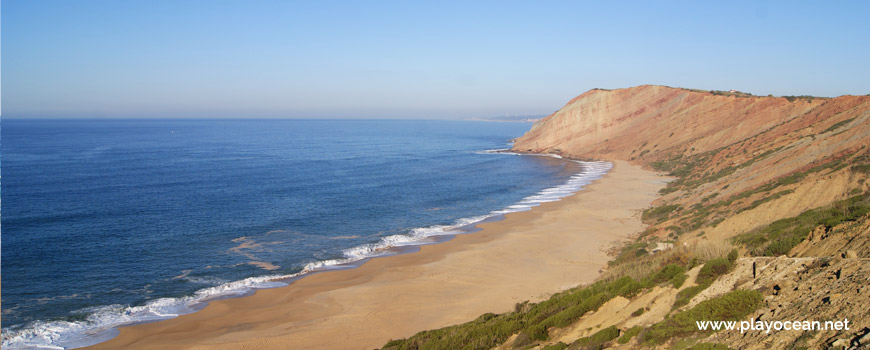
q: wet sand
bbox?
[87,160,666,350]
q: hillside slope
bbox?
[383,86,870,350]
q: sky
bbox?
[2,0,869,119]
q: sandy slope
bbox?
[85,160,665,350]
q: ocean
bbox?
[0,119,610,349]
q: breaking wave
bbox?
[0,157,611,350]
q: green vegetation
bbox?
[696,258,732,285]
[657,149,865,242]
[643,290,763,345]
[821,117,855,134]
[617,326,641,344]
[671,272,688,288]
[650,264,686,285]
[608,242,649,267]
[655,144,857,204]
[542,342,568,350]
[673,258,736,309]
[642,204,682,223]
[673,284,708,310]
[384,89,867,350]
[569,325,619,350]
[383,258,718,350]
[677,87,756,98]
[709,90,755,98]
[782,95,823,103]
[734,192,870,256]
[737,189,794,213]
[381,276,645,350]
[631,308,645,317]
[651,147,763,195]
[727,249,738,263]
[382,145,869,349]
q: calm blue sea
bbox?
[0,119,610,349]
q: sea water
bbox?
[0,119,610,349]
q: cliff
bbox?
[513,85,870,244]
[513,85,870,349]
[384,85,870,350]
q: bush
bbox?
[570,325,619,349]
[631,308,645,317]
[617,326,641,344]
[651,264,686,284]
[642,204,682,222]
[542,342,568,350]
[735,192,869,256]
[673,284,707,309]
[763,235,805,256]
[696,258,733,285]
[727,249,738,262]
[671,272,688,288]
[673,256,735,311]
[644,290,763,345]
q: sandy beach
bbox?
[86,160,665,350]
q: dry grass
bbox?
[602,239,733,282]
[690,240,734,261]
[601,245,692,281]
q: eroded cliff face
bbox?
[514,85,866,164]
[513,85,870,243]
[509,85,870,349]
[383,86,870,350]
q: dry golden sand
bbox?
[86,160,665,350]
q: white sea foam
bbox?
[299,159,611,273]
[1,156,612,350]
[0,275,293,349]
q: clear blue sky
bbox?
[3,0,869,118]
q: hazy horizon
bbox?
[3,0,869,119]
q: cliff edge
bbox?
[385,85,870,350]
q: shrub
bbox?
[734,192,869,256]
[671,272,688,288]
[727,249,738,262]
[617,326,641,344]
[642,204,682,222]
[651,264,687,284]
[644,290,763,345]
[571,325,619,349]
[631,308,645,317]
[673,284,707,309]
[542,342,568,350]
[602,244,692,282]
[763,235,805,256]
[696,258,733,285]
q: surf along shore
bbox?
[86,160,667,350]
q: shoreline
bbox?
[86,160,666,350]
[2,156,606,350]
